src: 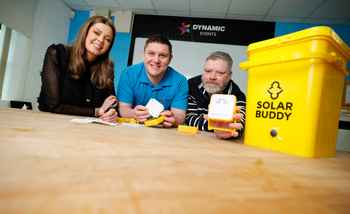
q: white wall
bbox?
[0,0,38,38]
[23,0,72,104]
[111,10,133,33]
[0,27,4,61]
[0,0,71,105]
[337,129,350,152]
[1,30,31,100]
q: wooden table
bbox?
[0,108,349,213]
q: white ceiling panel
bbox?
[63,0,88,5]
[228,0,274,15]
[85,0,118,7]
[264,16,304,23]
[117,0,154,10]
[62,0,350,25]
[66,4,90,10]
[190,11,227,19]
[190,0,231,13]
[152,0,188,11]
[303,17,348,25]
[311,0,350,19]
[268,0,323,18]
[157,10,190,18]
[226,14,265,22]
[133,9,157,16]
[85,0,115,4]
[63,0,90,10]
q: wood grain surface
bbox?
[0,108,349,214]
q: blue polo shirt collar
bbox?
[139,65,173,89]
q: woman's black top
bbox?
[38,44,113,116]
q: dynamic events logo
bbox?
[178,22,191,35]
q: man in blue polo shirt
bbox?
[117,35,188,128]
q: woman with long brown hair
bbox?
[38,16,118,122]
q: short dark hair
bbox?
[144,34,172,55]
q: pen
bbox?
[105,101,118,112]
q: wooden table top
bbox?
[0,108,350,213]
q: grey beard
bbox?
[203,83,223,94]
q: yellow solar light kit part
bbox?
[177,125,198,134]
[144,116,165,127]
[240,26,350,158]
[116,117,137,124]
[208,94,237,133]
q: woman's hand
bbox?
[99,108,118,122]
[97,95,118,122]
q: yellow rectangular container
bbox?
[240,26,350,158]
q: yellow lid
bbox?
[247,26,350,59]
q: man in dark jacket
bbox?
[185,51,246,139]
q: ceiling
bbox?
[63,0,350,25]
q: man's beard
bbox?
[203,83,224,94]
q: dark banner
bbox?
[132,14,275,45]
[129,14,275,64]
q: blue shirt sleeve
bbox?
[170,76,189,111]
[117,69,134,105]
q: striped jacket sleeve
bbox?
[185,94,209,131]
[235,95,246,138]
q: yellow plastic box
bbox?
[240,26,350,158]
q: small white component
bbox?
[208,94,236,120]
[145,98,164,118]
